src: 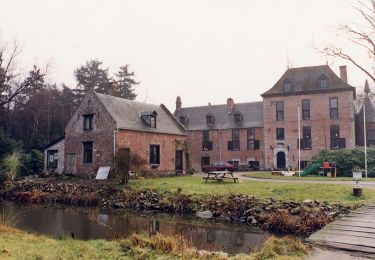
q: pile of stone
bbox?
[0,179,355,236]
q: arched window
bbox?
[283,78,292,92]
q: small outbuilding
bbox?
[43,136,65,174]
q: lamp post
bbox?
[364,95,368,179]
[298,105,301,177]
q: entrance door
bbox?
[175,150,183,173]
[66,153,76,175]
[276,152,286,169]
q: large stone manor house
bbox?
[175,64,365,171]
[44,64,374,176]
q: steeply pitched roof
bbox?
[174,101,263,130]
[95,93,186,135]
[357,97,375,123]
[42,136,65,150]
[262,65,355,97]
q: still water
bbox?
[1,203,267,254]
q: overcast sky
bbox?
[0,0,371,110]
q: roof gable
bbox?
[95,92,186,135]
[262,65,355,97]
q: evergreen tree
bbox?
[113,65,139,100]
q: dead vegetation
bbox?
[261,211,333,237]
[120,233,229,259]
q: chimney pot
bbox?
[227,98,234,113]
[339,65,348,83]
[175,96,182,111]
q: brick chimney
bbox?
[227,98,234,113]
[175,96,182,111]
[339,65,348,83]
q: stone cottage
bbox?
[64,90,187,178]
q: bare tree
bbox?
[320,0,375,83]
[0,41,46,109]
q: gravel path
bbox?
[236,172,375,189]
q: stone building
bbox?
[176,64,358,171]
[64,90,187,178]
[262,65,356,170]
[43,136,65,174]
[174,98,264,170]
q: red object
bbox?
[202,162,235,173]
[323,162,330,169]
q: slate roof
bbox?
[42,136,65,150]
[357,97,375,123]
[262,65,355,97]
[95,93,186,135]
[174,101,263,130]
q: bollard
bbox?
[353,187,363,197]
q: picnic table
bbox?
[202,170,238,183]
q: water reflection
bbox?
[1,203,266,254]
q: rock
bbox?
[303,199,312,204]
[329,211,339,217]
[291,207,301,215]
[247,216,258,224]
[113,202,125,209]
[196,210,213,219]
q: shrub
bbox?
[20,149,44,176]
[2,152,21,180]
[310,147,375,177]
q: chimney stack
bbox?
[175,96,182,111]
[339,65,348,83]
[227,98,234,113]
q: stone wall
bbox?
[64,91,116,178]
[44,139,65,174]
[263,90,356,169]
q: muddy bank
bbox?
[0,179,354,237]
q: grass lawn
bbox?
[0,225,307,259]
[0,225,128,260]
[128,175,375,205]
[246,171,374,181]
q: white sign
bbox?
[96,166,110,180]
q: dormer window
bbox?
[141,111,158,128]
[83,114,94,131]
[318,74,329,88]
[234,112,243,123]
[206,114,214,125]
[283,78,292,92]
[179,116,186,125]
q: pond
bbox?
[0,203,267,254]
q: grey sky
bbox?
[0,0,370,110]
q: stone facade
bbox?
[187,128,264,170]
[263,91,356,169]
[64,91,116,177]
[63,90,187,178]
[43,138,65,174]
